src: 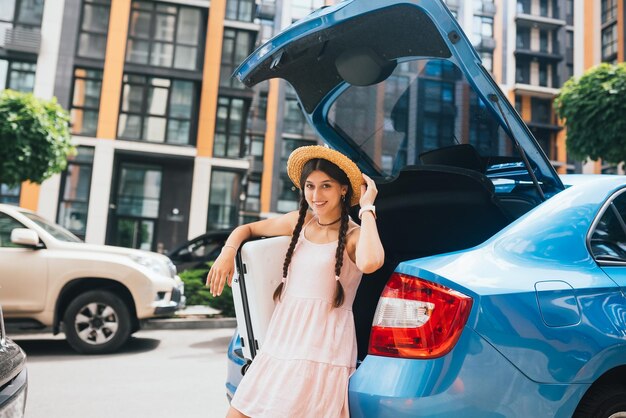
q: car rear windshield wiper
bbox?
[488,94,546,202]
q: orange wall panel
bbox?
[19,181,40,211]
[196,0,227,157]
[96,0,131,139]
[260,79,280,213]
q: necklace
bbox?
[317,216,341,227]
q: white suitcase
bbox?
[232,236,291,361]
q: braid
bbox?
[332,198,350,308]
[274,194,308,302]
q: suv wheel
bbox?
[63,290,132,354]
[574,383,626,418]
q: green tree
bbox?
[554,63,626,164]
[0,90,74,187]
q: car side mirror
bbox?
[11,228,40,247]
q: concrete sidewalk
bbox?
[143,305,236,330]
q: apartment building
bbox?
[1,0,624,253]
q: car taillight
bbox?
[368,272,473,359]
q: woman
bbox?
[208,145,385,418]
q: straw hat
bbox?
[287,145,364,206]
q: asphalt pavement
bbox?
[13,327,235,418]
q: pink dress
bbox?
[231,218,363,418]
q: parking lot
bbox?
[13,328,234,418]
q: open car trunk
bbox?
[233,163,530,363]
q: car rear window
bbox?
[327,58,525,180]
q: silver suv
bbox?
[0,204,185,354]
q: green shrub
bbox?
[178,265,235,317]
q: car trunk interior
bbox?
[351,164,527,361]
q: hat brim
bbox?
[287,145,364,206]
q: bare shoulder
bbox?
[346,220,361,246]
[249,210,312,237]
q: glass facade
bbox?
[126,1,204,71]
[70,68,103,137]
[220,29,255,88]
[113,163,162,250]
[118,74,197,145]
[0,0,44,35]
[0,184,20,205]
[57,147,94,239]
[77,0,111,60]
[207,170,242,230]
[213,96,249,158]
[225,0,255,22]
[0,60,36,92]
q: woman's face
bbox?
[304,170,348,217]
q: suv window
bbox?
[0,213,27,248]
[590,191,626,263]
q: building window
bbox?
[516,26,530,49]
[126,1,204,71]
[0,59,36,92]
[113,163,162,251]
[602,0,617,24]
[207,169,242,230]
[244,174,261,213]
[517,0,530,14]
[277,176,299,213]
[283,97,314,137]
[246,133,264,161]
[77,0,111,60]
[214,96,250,158]
[566,0,573,25]
[0,184,20,205]
[118,74,197,145]
[515,58,530,84]
[70,68,103,137]
[291,0,323,21]
[57,147,94,239]
[602,23,618,62]
[480,51,493,72]
[531,98,552,124]
[220,29,255,88]
[538,62,548,86]
[472,15,493,46]
[0,0,44,33]
[225,0,255,22]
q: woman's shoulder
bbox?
[346,220,360,242]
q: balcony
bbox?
[515,12,566,30]
[514,49,563,62]
[0,26,41,54]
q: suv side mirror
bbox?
[11,228,40,247]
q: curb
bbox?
[143,317,237,330]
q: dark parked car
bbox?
[0,305,27,417]
[168,230,231,272]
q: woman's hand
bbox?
[359,173,378,207]
[207,246,237,297]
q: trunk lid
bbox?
[235,0,563,193]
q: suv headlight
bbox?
[130,255,170,277]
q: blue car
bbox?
[226,1,626,416]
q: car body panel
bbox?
[348,329,587,418]
[392,178,626,384]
